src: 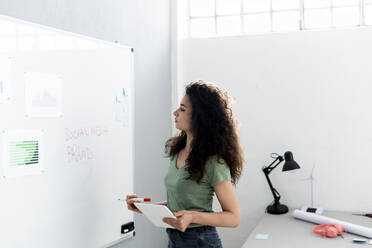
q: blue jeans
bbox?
[166,226,223,248]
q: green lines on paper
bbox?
[9,140,39,166]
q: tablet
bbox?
[134,203,176,228]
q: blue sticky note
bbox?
[255,234,269,240]
[115,111,124,122]
[352,238,367,243]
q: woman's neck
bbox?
[184,131,193,153]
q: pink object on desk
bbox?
[313,224,344,238]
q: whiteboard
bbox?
[0,15,134,248]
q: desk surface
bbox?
[242,210,372,247]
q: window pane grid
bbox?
[187,0,371,37]
[365,3,372,25]
[304,6,361,29]
[304,5,359,10]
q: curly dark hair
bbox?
[165,81,244,185]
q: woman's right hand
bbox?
[126,194,142,214]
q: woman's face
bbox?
[173,95,192,132]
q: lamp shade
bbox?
[282,151,300,171]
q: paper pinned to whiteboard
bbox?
[0,56,12,103]
[115,88,130,127]
[25,72,62,117]
[1,129,44,178]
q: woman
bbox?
[127,81,244,247]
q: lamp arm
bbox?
[262,156,284,205]
[263,170,281,204]
[263,156,283,174]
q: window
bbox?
[366,0,372,25]
[304,0,360,29]
[187,0,372,37]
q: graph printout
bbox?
[2,129,44,177]
[115,88,130,127]
[0,56,12,103]
[25,72,62,117]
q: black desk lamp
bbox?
[262,151,300,214]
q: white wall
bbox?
[0,1,171,248]
[180,27,372,247]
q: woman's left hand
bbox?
[163,210,195,232]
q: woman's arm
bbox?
[193,180,240,227]
[163,180,240,232]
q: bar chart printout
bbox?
[9,140,39,166]
[2,130,44,178]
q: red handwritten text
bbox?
[66,144,93,163]
[65,126,108,141]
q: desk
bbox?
[242,210,372,247]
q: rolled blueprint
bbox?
[293,209,372,238]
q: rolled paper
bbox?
[293,209,372,238]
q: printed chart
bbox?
[2,129,44,177]
[25,72,62,117]
[9,140,39,166]
[115,88,130,127]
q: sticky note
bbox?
[353,238,367,243]
[115,111,124,122]
[255,234,269,240]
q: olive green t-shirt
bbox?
[164,154,231,228]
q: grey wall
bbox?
[0,1,171,247]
